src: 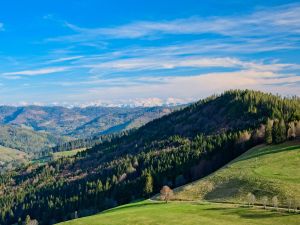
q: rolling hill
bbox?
[58,140,300,225]
[174,140,300,206]
[0,106,172,170]
[0,90,299,225]
[0,125,71,154]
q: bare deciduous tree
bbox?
[295,121,300,137]
[294,198,299,213]
[160,185,174,203]
[287,122,296,139]
[287,198,292,212]
[272,196,279,210]
[247,192,256,207]
[261,196,268,209]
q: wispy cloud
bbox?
[59,69,300,106]
[2,67,69,78]
[47,3,300,41]
[83,56,295,77]
[46,56,83,64]
[0,3,299,106]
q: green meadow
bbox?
[175,141,300,205]
[58,201,299,225]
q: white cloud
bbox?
[47,3,300,42]
[57,68,300,106]
[83,56,295,76]
[2,67,69,77]
[46,56,83,64]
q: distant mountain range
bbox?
[0,106,174,155]
[0,105,174,137]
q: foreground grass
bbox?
[58,201,300,225]
[175,140,300,204]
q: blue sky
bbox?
[0,0,299,106]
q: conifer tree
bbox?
[272,120,280,144]
[279,119,287,143]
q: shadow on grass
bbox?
[102,201,164,214]
[203,178,249,200]
[238,211,289,219]
[204,206,291,219]
[203,207,232,211]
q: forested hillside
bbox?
[0,90,299,225]
[0,106,172,169]
[0,125,70,154]
[0,146,28,173]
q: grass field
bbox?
[0,145,28,164]
[58,201,300,225]
[52,148,86,159]
[0,145,28,172]
[175,140,300,205]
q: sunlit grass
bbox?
[58,201,300,225]
[175,141,300,204]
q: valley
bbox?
[0,106,172,171]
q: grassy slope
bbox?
[0,145,28,163]
[58,141,300,225]
[52,148,86,159]
[175,140,300,204]
[0,145,28,171]
[58,201,300,225]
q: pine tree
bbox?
[272,120,280,144]
[279,119,287,143]
[273,119,287,144]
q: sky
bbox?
[0,0,299,107]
